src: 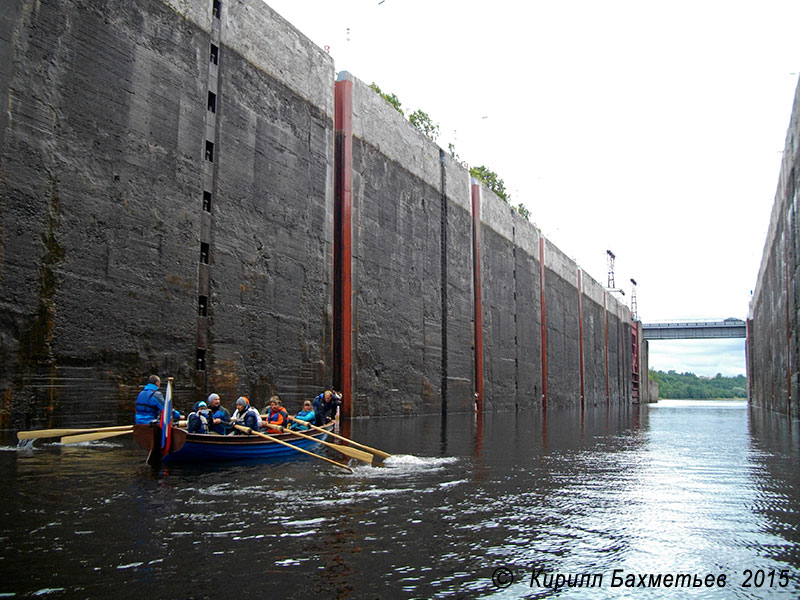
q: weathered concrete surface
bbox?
[0,0,333,427]
[479,185,518,410]
[543,240,581,408]
[581,275,611,406]
[211,3,334,408]
[478,185,543,411]
[749,76,800,416]
[1,1,642,426]
[346,74,443,417]
[338,73,638,418]
[608,297,633,404]
[442,153,475,413]
[514,213,543,411]
[1,0,209,427]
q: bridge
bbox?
[642,318,747,340]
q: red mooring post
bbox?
[334,75,353,418]
[471,181,484,412]
[539,237,548,410]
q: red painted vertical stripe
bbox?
[471,182,484,412]
[539,237,547,410]
[334,78,353,418]
[604,291,610,404]
[578,268,585,409]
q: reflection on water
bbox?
[1,400,798,598]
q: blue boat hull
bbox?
[133,423,333,464]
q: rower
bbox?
[231,397,259,432]
[187,401,212,434]
[264,396,289,429]
[208,393,231,434]
[289,400,315,431]
[312,390,341,426]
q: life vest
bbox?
[135,385,162,424]
[266,408,288,428]
[187,409,211,433]
[233,406,260,429]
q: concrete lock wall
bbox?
[0,0,333,427]
[336,72,634,417]
[1,0,640,427]
[749,77,800,417]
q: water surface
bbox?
[1,400,798,598]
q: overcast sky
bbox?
[264,0,799,377]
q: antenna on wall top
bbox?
[605,250,625,296]
[630,278,638,321]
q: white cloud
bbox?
[647,338,746,377]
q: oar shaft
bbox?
[17,425,133,441]
[60,429,133,444]
[263,423,373,464]
[288,417,391,459]
[232,425,353,473]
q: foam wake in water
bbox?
[382,455,458,467]
[2,443,37,451]
[48,441,124,449]
[351,454,459,479]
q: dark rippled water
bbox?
[1,400,799,599]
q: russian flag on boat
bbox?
[160,378,173,455]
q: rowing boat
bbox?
[133,421,335,464]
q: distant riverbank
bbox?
[649,370,747,399]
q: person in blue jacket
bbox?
[313,390,341,426]
[187,401,212,433]
[289,400,316,430]
[231,396,259,432]
[208,393,231,435]
[134,375,181,424]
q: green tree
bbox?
[515,203,531,221]
[448,143,459,159]
[648,369,747,399]
[369,82,404,116]
[409,109,439,142]
[470,165,510,202]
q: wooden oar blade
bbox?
[329,443,373,465]
[60,429,133,444]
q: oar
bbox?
[288,416,392,460]
[263,422,373,465]
[60,429,133,444]
[232,424,353,473]
[17,425,133,441]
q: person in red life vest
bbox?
[263,395,289,430]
